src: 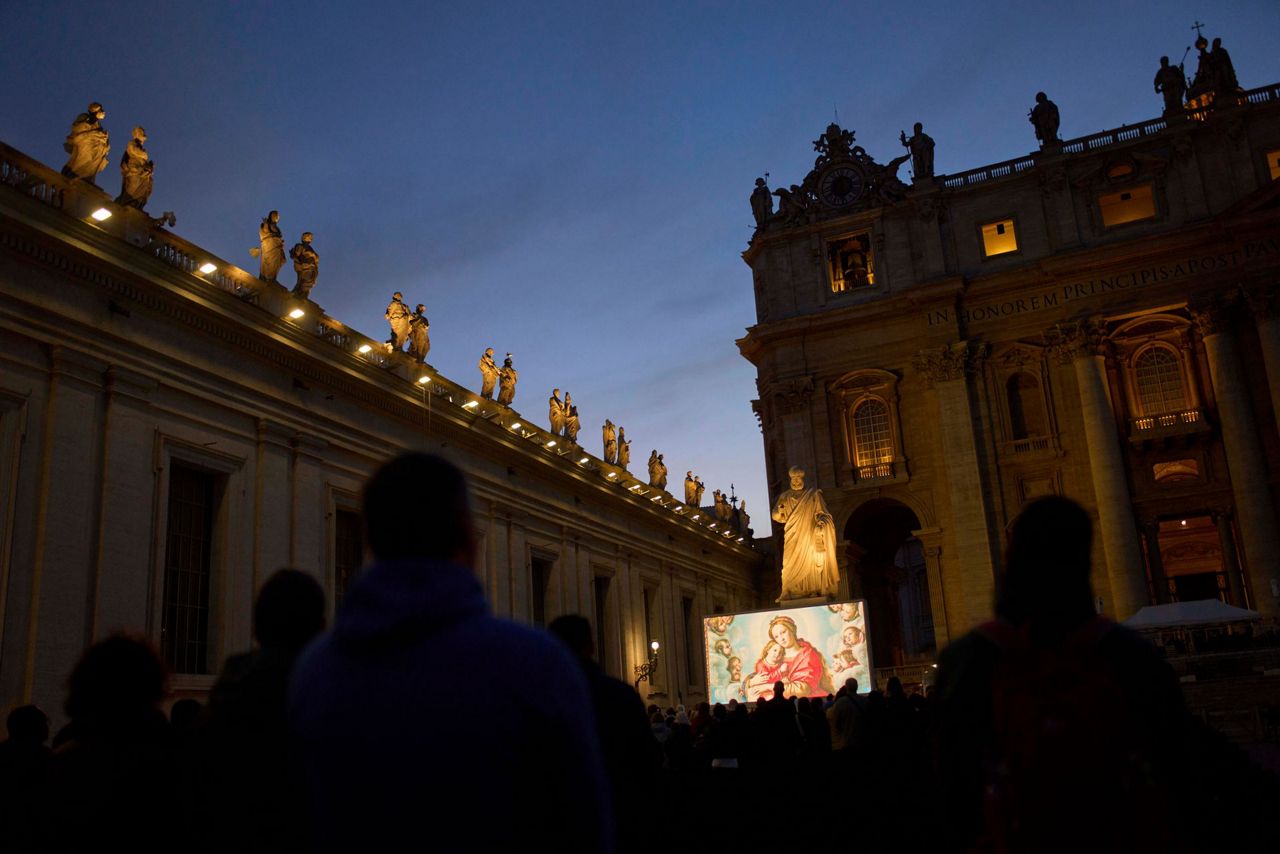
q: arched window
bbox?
[1135,347,1186,415]
[853,399,893,469]
[1006,372,1047,439]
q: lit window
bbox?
[827,233,875,293]
[853,399,893,468]
[1098,184,1156,227]
[980,219,1018,257]
[1135,347,1186,416]
[1268,150,1280,181]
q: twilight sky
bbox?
[2,1,1275,518]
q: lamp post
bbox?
[633,639,660,691]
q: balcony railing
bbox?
[1003,435,1052,455]
[856,461,895,482]
[1129,408,1210,441]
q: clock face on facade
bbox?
[819,164,864,208]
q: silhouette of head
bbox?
[997,495,1095,632]
[773,680,786,700]
[548,614,595,660]
[65,634,166,723]
[1212,38,1221,49]
[1035,91,1047,103]
[254,568,325,650]
[844,677,858,694]
[6,705,49,744]
[1160,56,1169,66]
[363,454,474,565]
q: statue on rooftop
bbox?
[115,126,154,209]
[289,232,318,299]
[565,405,581,444]
[1029,92,1061,146]
[773,184,810,227]
[648,451,661,486]
[771,466,837,600]
[873,153,911,203]
[813,123,855,160]
[738,499,751,534]
[385,292,411,351]
[602,419,617,464]
[478,348,499,399]
[498,354,518,405]
[549,389,566,435]
[899,123,935,181]
[61,102,110,184]
[694,477,706,508]
[684,471,697,505]
[750,177,774,228]
[654,453,668,489]
[1212,38,1240,94]
[253,211,285,282]
[1187,36,1215,103]
[407,304,430,362]
[1154,56,1187,115]
[617,427,630,469]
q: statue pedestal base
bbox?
[775,594,836,607]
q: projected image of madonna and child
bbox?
[704,601,871,703]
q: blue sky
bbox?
[3,1,1276,518]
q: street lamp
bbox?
[633,640,660,690]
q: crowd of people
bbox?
[1,456,1277,852]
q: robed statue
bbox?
[253,211,285,282]
[61,102,110,183]
[116,126,154,209]
[289,232,319,299]
[899,123,935,181]
[1029,92,1060,146]
[478,348,499,399]
[497,355,518,406]
[602,419,617,464]
[407,304,430,362]
[771,466,837,600]
[750,177,773,228]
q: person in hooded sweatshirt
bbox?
[289,454,613,853]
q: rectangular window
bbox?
[1268,149,1280,181]
[161,464,217,674]
[826,232,875,293]
[1098,184,1156,227]
[593,575,611,672]
[980,218,1018,257]
[334,508,363,605]
[681,596,697,684]
[530,555,553,628]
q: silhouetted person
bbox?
[0,705,51,851]
[933,496,1197,853]
[290,454,612,852]
[548,614,657,854]
[42,634,185,853]
[202,568,325,853]
[169,698,202,735]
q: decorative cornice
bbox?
[1189,292,1241,339]
[911,341,988,385]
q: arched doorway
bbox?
[845,499,936,668]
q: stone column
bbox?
[1048,318,1147,619]
[1194,301,1280,617]
[912,527,950,649]
[1139,519,1169,605]
[1212,508,1245,608]
[1246,286,1280,436]
[912,342,998,627]
[768,376,817,480]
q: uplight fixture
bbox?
[463,400,479,409]
[546,440,557,448]
[417,375,431,385]
[510,422,522,430]
[578,456,589,464]
[357,344,373,354]
[90,207,112,222]
[288,308,305,319]
[198,262,217,274]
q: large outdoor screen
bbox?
[704,600,872,704]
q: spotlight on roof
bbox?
[546,440,557,448]
[417,375,431,385]
[463,400,478,409]
[198,262,217,274]
[90,207,112,222]
[287,308,305,319]
[510,422,522,430]
[357,344,373,354]
[578,456,589,464]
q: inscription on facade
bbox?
[927,239,1278,327]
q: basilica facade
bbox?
[0,142,762,720]
[740,84,1280,677]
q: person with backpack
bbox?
[933,496,1198,853]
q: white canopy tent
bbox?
[1123,599,1261,630]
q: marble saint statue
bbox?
[385,292,411,350]
[497,355,518,405]
[1153,56,1186,115]
[565,405,580,444]
[254,211,285,282]
[478,348,499,399]
[695,477,705,507]
[289,232,319,299]
[548,389,566,435]
[617,427,630,469]
[602,419,617,464]
[771,466,837,600]
[684,472,697,505]
[647,451,661,487]
[750,177,773,228]
[115,126,154,209]
[407,304,430,362]
[61,102,110,183]
[1029,92,1060,146]
[899,122,935,181]
[738,500,750,533]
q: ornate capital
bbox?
[912,340,989,385]
[1044,316,1107,365]
[1190,293,1241,338]
[768,376,815,416]
[1245,285,1280,321]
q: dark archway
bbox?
[845,499,936,668]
